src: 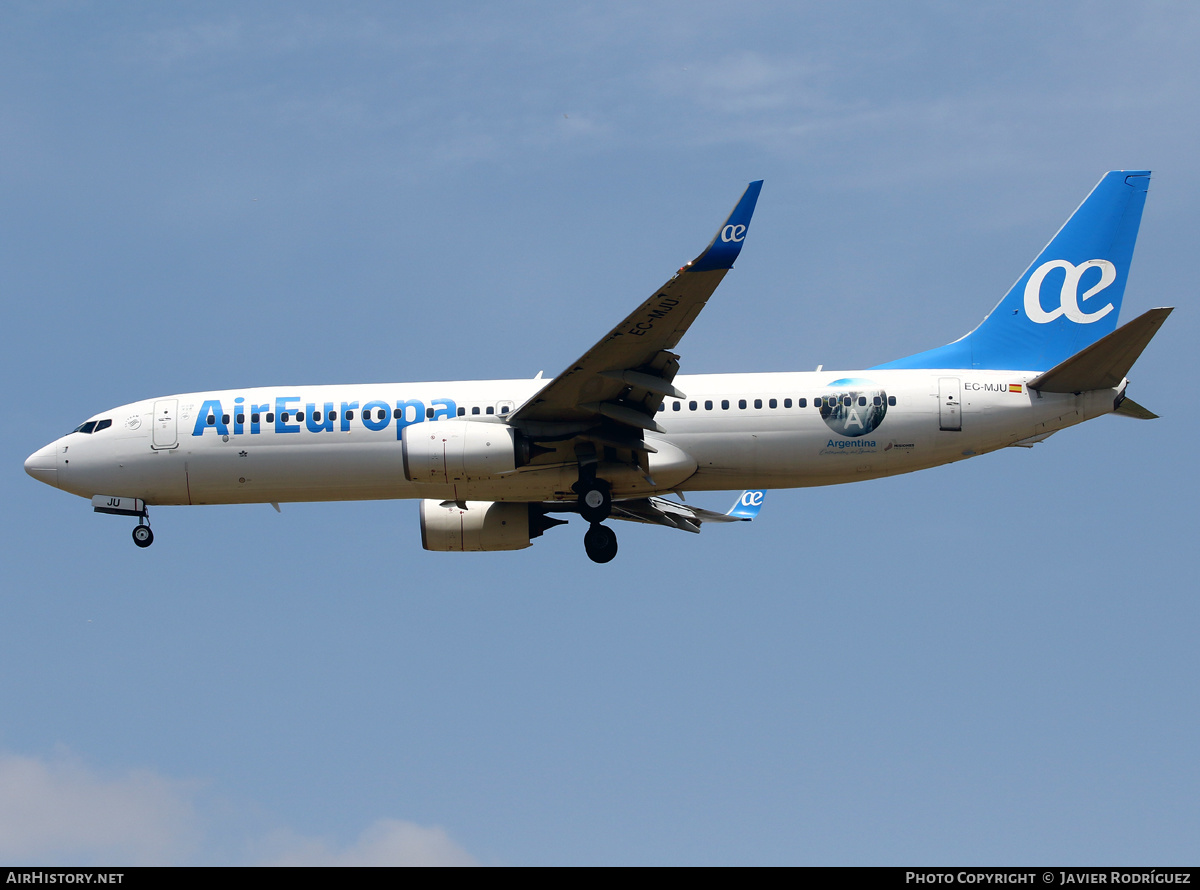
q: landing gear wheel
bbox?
[132,525,154,548]
[583,523,618,564]
[578,482,612,523]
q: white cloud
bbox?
[0,750,477,866]
[0,749,201,865]
[255,819,479,867]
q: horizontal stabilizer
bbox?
[1114,397,1158,419]
[1028,307,1172,393]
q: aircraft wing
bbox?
[608,490,766,534]
[510,181,763,434]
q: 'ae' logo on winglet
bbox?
[1024,259,1116,324]
[720,224,747,243]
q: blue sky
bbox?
[2,1,1197,865]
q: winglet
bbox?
[726,489,766,520]
[689,181,763,272]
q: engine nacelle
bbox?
[403,421,524,483]
[420,500,562,552]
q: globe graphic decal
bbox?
[818,378,888,438]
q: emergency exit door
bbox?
[152,399,178,449]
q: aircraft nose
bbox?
[24,442,59,488]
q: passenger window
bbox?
[672,402,681,411]
[206,416,215,426]
[769,399,777,409]
[888,396,897,406]
[657,404,665,412]
[689,401,697,411]
[754,399,762,409]
[457,407,466,416]
[266,412,275,423]
[472,406,480,415]
[329,411,337,421]
[344,410,353,420]
[784,398,792,408]
[237,414,245,424]
[842,397,851,407]
[858,397,866,406]
[377,409,386,420]
[721,400,730,410]
[738,399,747,409]
[500,405,510,414]
[394,408,403,419]
[251,413,260,423]
[222,414,231,424]
[799,398,807,408]
[705,400,713,410]
[873,396,881,407]
[297,412,304,422]
[427,407,435,418]
[486,406,494,415]
[281,412,290,422]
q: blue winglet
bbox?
[726,490,766,520]
[690,180,764,272]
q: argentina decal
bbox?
[818,378,888,438]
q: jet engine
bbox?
[403,421,538,483]
[419,499,566,552]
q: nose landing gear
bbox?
[132,521,154,548]
[91,495,155,549]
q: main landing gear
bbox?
[573,463,617,563]
[583,522,618,564]
[575,478,612,524]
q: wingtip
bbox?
[689,181,764,272]
[726,489,765,520]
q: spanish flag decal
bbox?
[1010,384,1023,393]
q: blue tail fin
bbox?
[874,170,1150,371]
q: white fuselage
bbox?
[28,369,1119,507]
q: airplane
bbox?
[24,171,1170,563]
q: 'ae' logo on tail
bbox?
[1024,259,1117,324]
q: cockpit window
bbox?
[71,418,112,434]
